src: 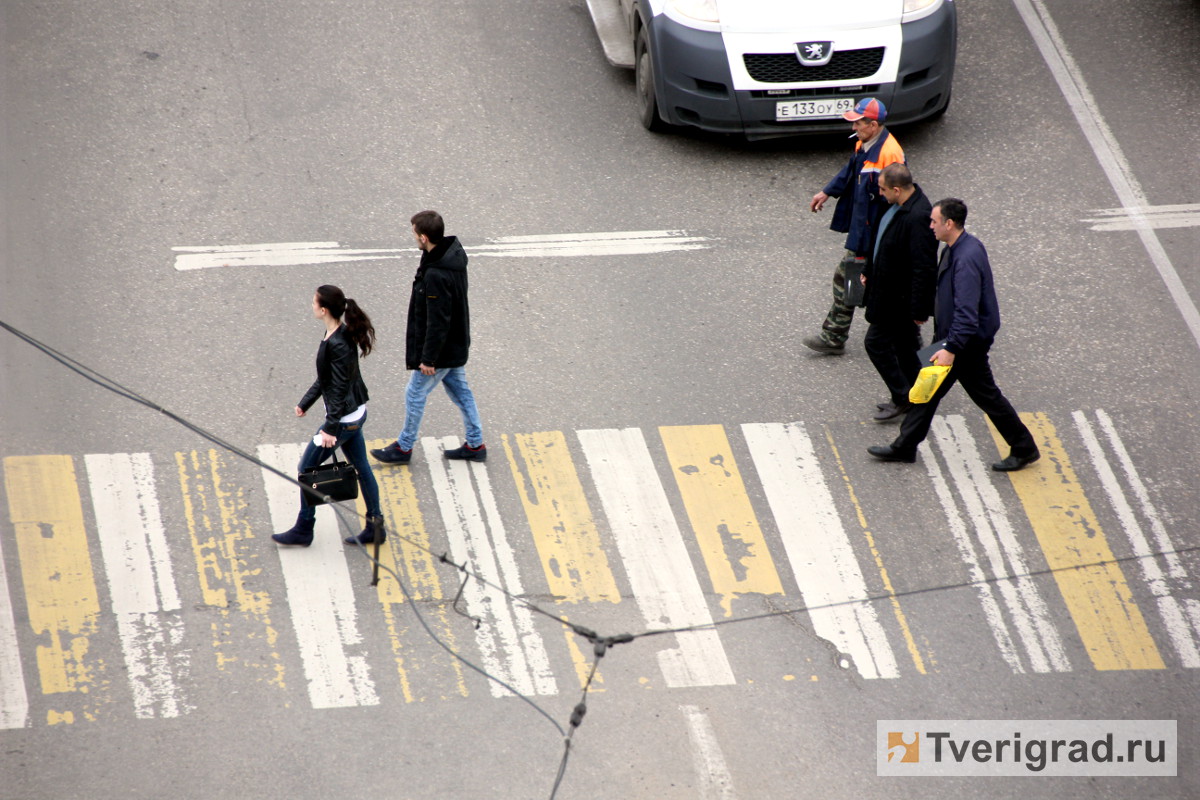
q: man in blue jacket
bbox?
[372,210,487,465]
[806,98,905,354]
[867,198,1040,471]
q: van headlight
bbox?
[665,0,720,29]
[903,0,944,22]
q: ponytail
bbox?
[316,285,376,357]
[343,298,376,357]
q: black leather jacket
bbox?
[298,325,369,434]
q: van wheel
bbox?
[635,27,668,132]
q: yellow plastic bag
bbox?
[908,365,952,404]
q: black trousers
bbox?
[864,319,923,405]
[891,341,1037,457]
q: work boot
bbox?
[802,335,845,355]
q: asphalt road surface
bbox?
[1,0,1198,798]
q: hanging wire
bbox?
[5,316,1198,798]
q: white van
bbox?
[586,0,957,138]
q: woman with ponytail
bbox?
[273,285,386,547]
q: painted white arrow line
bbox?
[1082,204,1200,232]
[172,230,714,271]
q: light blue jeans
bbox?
[397,366,483,451]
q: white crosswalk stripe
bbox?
[1074,410,1200,667]
[681,704,736,799]
[258,444,379,709]
[922,441,1026,673]
[578,428,736,688]
[930,416,1071,673]
[0,520,28,729]
[424,436,557,698]
[84,453,193,719]
[742,422,900,680]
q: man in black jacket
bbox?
[372,210,487,464]
[863,164,937,421]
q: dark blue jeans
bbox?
[297,409,382,522]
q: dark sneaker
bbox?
[371,442,412,464]
[802,335,845,355]
[272,518,315,547]
[345,516,386,546]
[444,442,487,461]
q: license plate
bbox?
[775,97,856,121]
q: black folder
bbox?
[917,339,948,364]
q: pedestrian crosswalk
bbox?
[1,409,1197,729]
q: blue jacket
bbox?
[935,232,1002,354]
[822,129,905,255]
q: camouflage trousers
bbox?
[819,250,859,347]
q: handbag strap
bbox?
[318,442,343,467]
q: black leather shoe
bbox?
[867,445,917,463]
[371,442,412,464]
[873,401,912,422]
[992,451,1041,472]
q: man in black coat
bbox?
[862,163,938,421]
[372,210,487,464]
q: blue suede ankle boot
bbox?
[345,515,386,546]
[272,516,315,547]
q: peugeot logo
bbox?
[796,41,834,67]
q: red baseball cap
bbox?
[843,97,887,122]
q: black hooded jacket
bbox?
[406,236,471,370]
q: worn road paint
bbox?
[578,427,735,688]
[741,423,900,680]
[660,424,783,617]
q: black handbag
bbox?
[298,450,359,505]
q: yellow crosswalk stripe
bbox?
[992,413,1165,671]
[823,429,928,675]
[561,616,604,693]
[3,455,109,723]
[501,432,620,604]
[175,449,289,693]
[659,425,783,616]
[366,439,468,701]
